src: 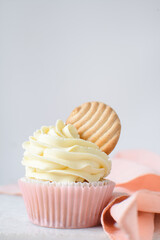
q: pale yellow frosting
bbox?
[22,120,111,182]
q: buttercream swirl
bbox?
[22,120,111,182]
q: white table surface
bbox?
[0,194,160,240]
[0,194,109,240]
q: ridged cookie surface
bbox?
[66,102,121,154]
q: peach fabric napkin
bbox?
[101,150,160,240]
[0,184,21,195]
[0,150,160,240]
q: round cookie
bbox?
[66,102,121,155]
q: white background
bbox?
[0,0,160,185]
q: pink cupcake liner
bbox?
[18,178,115,229]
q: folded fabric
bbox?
[0,150,160,240]
[101,150,160,240]
[0,184,21,195]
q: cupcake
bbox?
[19,119,115,228]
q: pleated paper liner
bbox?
[19,178,115,229]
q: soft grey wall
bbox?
[0,0,160,184]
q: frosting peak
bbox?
[22,120,111,182]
